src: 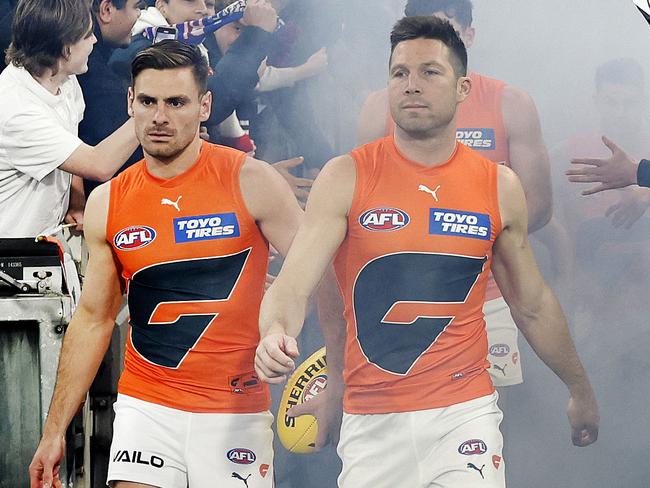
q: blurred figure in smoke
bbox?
[553,58,650,315]
[245,0,340,177]
[516,57,650,488]
[356,0,553,413]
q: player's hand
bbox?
[605,187,650,229]
[287,384,343,451]
[272,156,313,204]
[29,434,65,488]
[255,332,299,384]
[567,389,599,447]
[567,136,639,195]
[242,0,278,33]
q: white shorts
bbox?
[484,297,523,387]
[107,394,274,487]
[337,393,506,488]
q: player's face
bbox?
[157,0,213,24]
[106,0,145,48]
[388,38,469,139]
[129,67,211,160]
[595,82,645,137]
[60,21,96,76]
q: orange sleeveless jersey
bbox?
[106,142,270,413]
[385,72,508,300]
[334,136,501,414]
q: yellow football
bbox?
[276,347,327,454]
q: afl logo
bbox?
[458,439,488,455]
[302,374,327,403]
[359,208,410,232]
[227,448,256,465]
[489,344,510,357]
[113,226,156,251]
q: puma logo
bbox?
[161,195,182,212]
[493,363,508,376]
[418,184,441,202]
[467,463,486,479]
[231,472,251,487]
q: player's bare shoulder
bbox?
[501,84,541,132]
[84,181,112,242]
[239,156,301,222]
[308,154,357,217]
[496,164,528,231]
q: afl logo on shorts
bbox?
[458,439,488,455]
[113,226,156,251]
[489,344,510,357]
[359,208,410,232]
[227,448,256,465]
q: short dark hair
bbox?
[91,0,128,12]
[405,0,473,29]
[131,40,209,95]
[595,58,645,92]
[6,0,93,77]
[390,16,467,77]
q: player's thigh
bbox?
[484,297,523,387]
[107,395,188,488]
[428,394,505,488]
[186,411,275,487]
[337,412,420,488]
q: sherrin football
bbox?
[276,347,327,454]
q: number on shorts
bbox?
[353,252,486,375]
[127,249,250,368]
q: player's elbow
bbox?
[86,157,116,182]
[508,288,549,333]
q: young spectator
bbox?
[0,0,139,237]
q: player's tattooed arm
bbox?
[491,165,599,447]
[502,86,552,233]
[255,155,355,383]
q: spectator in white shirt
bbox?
[0,0,139,237]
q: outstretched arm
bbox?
[255,155,355,383]
[491,165,598,447]
[566,136,646,194]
